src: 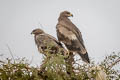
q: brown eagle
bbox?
[56,11,90,63]
[31,28,66,56]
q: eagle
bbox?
[56,11,90,63]
[31,28,66,56]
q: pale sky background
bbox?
[0,0,120,66]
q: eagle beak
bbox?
[31,32,33,35]
[69,13,73,17]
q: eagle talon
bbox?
[64,50,70,58]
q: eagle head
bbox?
[60,11,73,17]
[31,28,44,35]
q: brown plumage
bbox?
[56,11,90,63]
[31,28,66,56]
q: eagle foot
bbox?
[64,50,70,58]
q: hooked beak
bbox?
[69,13,73,17]
[31,32,33,35]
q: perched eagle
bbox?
[31,28,66,56]
[56,11,90,63]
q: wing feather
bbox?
[57,24,87,54]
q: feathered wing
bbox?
[56,19,90,63]
[35,33,65,55]
[78,52,90,63]
[46,33,63,48]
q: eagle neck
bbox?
[58,16,70,21]
[34,35,37,45]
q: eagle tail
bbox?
[78,52,90,63]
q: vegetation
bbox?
[0,50,120,80]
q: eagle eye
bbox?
[33,30,36,32]
[66,12,70,14]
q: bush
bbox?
[0,52,120,80]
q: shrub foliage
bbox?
[0,52,120,80]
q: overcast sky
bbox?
[0,0,120,66]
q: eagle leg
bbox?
[64,50,70,58]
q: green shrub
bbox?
[0,52,120,80]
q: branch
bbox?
[6,44,15,62]
[108,58,120,69]
[0,60,4,63]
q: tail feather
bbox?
[78,52,90,63]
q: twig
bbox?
[0,60,4,63]
[108,58,120,69]
[29,56,33,64]
[38,22,44,29]
[6,44,15,61]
